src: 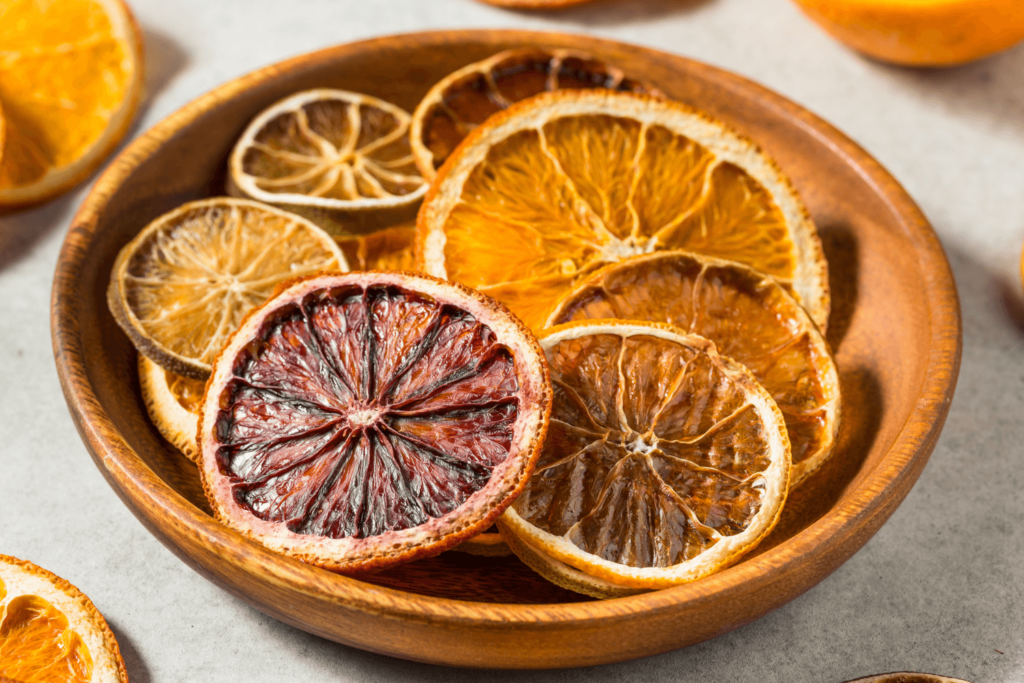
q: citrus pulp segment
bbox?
[0,0,143,207]
[139,355,204,462]
[548,251,840,486]
[198,271,552,573]
[107,197,347,380]
[410,47,653,179]
[0,555,126,683]
[229,89,427,234]
[335,222,417,272]
[501,320,791,589]
[416,90,829,331]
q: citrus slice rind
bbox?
[138,355,203,462]
[0,0,144,208]
[0,555,127,683]
[410,47,654,179]
[500,320,791,589]
[548,250,841,487]
[449,528,513,557]
[198,271,552,573]
[107,197,347,380]
[416,89,829,332]
[228,89,427,234]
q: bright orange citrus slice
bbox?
[198,271,552,573]
[0,0,144,207]
[0,555,126,683]
[334,222,417,272]
[417,90,830,332]
[548,251,841,487]
[500,320,790,593]
[138,354,204,462]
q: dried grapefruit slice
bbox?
[548,251,841,487]
[107,197,346,379]
[0,0,143,207]
[197,271,552,573]
[417,90,829,331]
[334,222,417,272]
[139,355,204,462]
[410,48,653,179]
[0,555,126,683]
[229,90,427,235]
[500,320,790,591]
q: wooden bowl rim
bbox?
[51,28,962,628]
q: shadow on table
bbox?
[107,619,152,683]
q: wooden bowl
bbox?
[51,30,962,668]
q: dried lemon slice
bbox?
[229,89,427,235]
[138,355,204,462]
[500,320,790,591]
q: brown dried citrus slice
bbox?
[107,197,346,379]
[549,251,841,487]
[229,89,427,235]
[198,271,552,573]
[410,47,653,179]
[500,320,790,591]
[334,222,417,272]
[0,555,127,683]
[138,355,204,462]
[417,90,829,331]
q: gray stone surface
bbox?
[1,0,1022,680]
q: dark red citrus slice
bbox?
[197,271,552,573]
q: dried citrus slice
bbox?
[475,0,596,8]
[844,675,970,683]
[334,222,417,272]
[417,90,829,331]
[229,89,428,235]
[107,197,347,380]
[548,251,841,487]
[0,555,127,683]
[410,48,653,179]
[0,0,143,207]
[500,320,790,591]
[138,354,204,462]
[197,271,552,573]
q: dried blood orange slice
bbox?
[139,355,204,462]
[417,90,829,331]
[410,47,653,179]
[334,222,417,272]
[549,251,841,487]
[198,271,552,573]
[500,320,790,592]
[0,555,127,683]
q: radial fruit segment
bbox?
[107,197,347,379]
[139,355,204,462]
[198,271,551,573]
[410,47,654,179]
[501,321,791,590]
[0,555,126,683]
[335,222,417,272]
[417,90,829,332]
[548,251,841,486]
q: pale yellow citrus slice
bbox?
[417,89,829,331]
[138,354,204,462]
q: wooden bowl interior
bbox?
[77,34,932,605]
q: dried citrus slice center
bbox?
[411,48,653,178]
[108,197,346,379]
[501,321,790,588]
[417,90,828,331]
[549,251,841,486]
[198,272,551,572]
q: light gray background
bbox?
[2,0,1022,680]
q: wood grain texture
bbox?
[50,30,962,668]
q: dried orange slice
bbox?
[410,48,653,179]
[197,271,552,573]
[229,90,427,235]
[417,90,830,332]
[138,354,204,462]
[107,197,346,379]
[0,555,127,683]
[549,251,841,487]
[334,222,417,272]
[500,320,790,592]
[0,0,144,208]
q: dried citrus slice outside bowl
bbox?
[197,271,552,573]
[0,0,143,208]
[0,555,127,683]
[107,197,347,380]
[416,89,830,332]
[548,250,841,487]
[229,89,428,235]
[500,320,791,591]
[138,354,204,462]
[410,47,654,179]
